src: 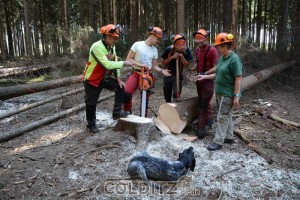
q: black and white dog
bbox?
[127,147,195,187]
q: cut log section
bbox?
[157,61,295,134]
[114,115,154,150]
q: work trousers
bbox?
[213,94,234,145]
[84,79,124,125]
[196,80,214,129]
[124,72,151,117]
[163,75,182,103]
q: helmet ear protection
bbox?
[148,26,169,40]
[214,32,234,46]
[100,24,125,38]
[171,33,186,43]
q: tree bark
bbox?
[176,0,184,33]
[24,0,32,56]
[0,75,82,100]
[114,115,154,150]
[0,93,114,143]
[0,64,53,78]
[157,61,295,134]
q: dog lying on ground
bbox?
[127,147,195,187]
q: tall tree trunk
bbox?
[0,18,7,60]
[241,0,246,37]
[276,0,290,56]
[89,1,97,32]
[222,0,232,32]
[231,0,238,36]
[79,0,84,27]
[262,0,267,50]
[176,0,184,33]
[62,0,70,54]
[292,0,300,57]
[130,0,138,43]
[32,0,40,57]
[4,0,14,57]
[113,0,117,24]
[256,0,262,47]
[248,0,252,42]
[24,0,32,56]
[105,0,110,24]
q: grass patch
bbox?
[27,74,53,83]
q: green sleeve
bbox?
[92,45,124,71]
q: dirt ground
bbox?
[0,50,299,199]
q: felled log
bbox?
[255,109,300,128]
[114,115,155,150]
[0,64,52,79]
[0,93,114,142]
[234,129,273,164]
[157,61,295,134]
[0,75,82,100]
[0,88,84,120]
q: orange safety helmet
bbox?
[193,29,210,42]
[100,24,123,38]
[172,33,187,48]
[148,26,163,38]
[213,32,234,46]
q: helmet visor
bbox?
[194,34,206,43]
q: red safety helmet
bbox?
[100,24,123,38]
[193,29,210,42]
[214,32,234,46]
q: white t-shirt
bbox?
[130,41,158,69]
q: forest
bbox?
[0,0,300,199]
[0,0,299,60]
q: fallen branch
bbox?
[234,129,273,164]
[0,88,84,120]
[73,144,121,158]
[0,93,114,142]
[211,167,242,182]
[255,109,300,128]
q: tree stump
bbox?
[113,115,155,150]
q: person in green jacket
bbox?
[82,24,132,133]
[196,32,243,151]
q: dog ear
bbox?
[178,152,183,159]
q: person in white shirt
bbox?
[123,26,171,117]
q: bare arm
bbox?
[233,75,242,109]
[152,59,171,76]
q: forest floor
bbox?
[0,46,299,199]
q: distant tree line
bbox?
[0,0,299,60]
